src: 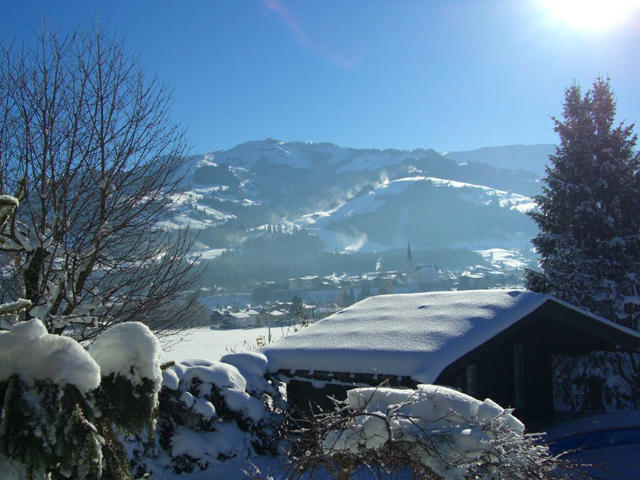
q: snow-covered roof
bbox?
[262,289,640,384]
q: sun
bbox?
[541,0,640,31]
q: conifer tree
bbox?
[526,78,640,329]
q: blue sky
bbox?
[2,0,639,154]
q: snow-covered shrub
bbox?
[0,377,104,480]
[0,319,166,480]
[220,351,284,401]
[87,322,163,480]
[0,319,103,480]
[89,322,162,434]
[553,351,640,411]
[147,353,284,474]
[289,384,571,480]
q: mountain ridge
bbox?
[443,144,554,176]
[167,139,550,260]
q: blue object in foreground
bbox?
[549,427,640,453]
[549,428,640,480]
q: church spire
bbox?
[407,241,414,274]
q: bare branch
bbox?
[0,22,199,339]
[283,384,587,480]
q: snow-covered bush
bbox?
[87,322,163,479]
[0,319,103,480]
[146,352,284,474]
[0,316,287,479]
[289,384,571,480]
[0,319,165,480]
[89,322,162,434]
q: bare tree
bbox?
[0,24,199,340]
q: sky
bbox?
[1,0,639,154]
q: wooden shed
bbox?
[262,289,640,425]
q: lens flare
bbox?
[541,0,640,30]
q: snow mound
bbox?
[162,368,180,390]
[173,359,247,392]
[163,360,266,423]
[324,384,526,480]
[0,318,100,392]
[219,351,270,394]
[150,358,279,473]
[219,351,268,377]
[170,423,250,462]
[89,321,161,390]
[346,384,524,434]
[221,388,265,422]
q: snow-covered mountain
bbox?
[299,175,536,253]
[166,139,549,256]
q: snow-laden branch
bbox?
[287,384,580,480]
[0,298,32,316]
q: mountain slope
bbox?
[299,176,536,252]
[165,139,546,257]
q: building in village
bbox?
[262,289,640,425]
[263,309,287,325]
[211,308,262,328]
[211,301,319,328]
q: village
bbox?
[208,247,526,329]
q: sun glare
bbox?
[541,0,640,30]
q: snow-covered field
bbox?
[160,325,298,363]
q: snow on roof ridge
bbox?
[262,289,639,383]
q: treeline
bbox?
[198,230,487,289]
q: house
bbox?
[210,309,233,328]
[413,264,440,284]
[262,289,640,424]
[230,309,262,328]
[263,309,288,326]
[212,308,262,328]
